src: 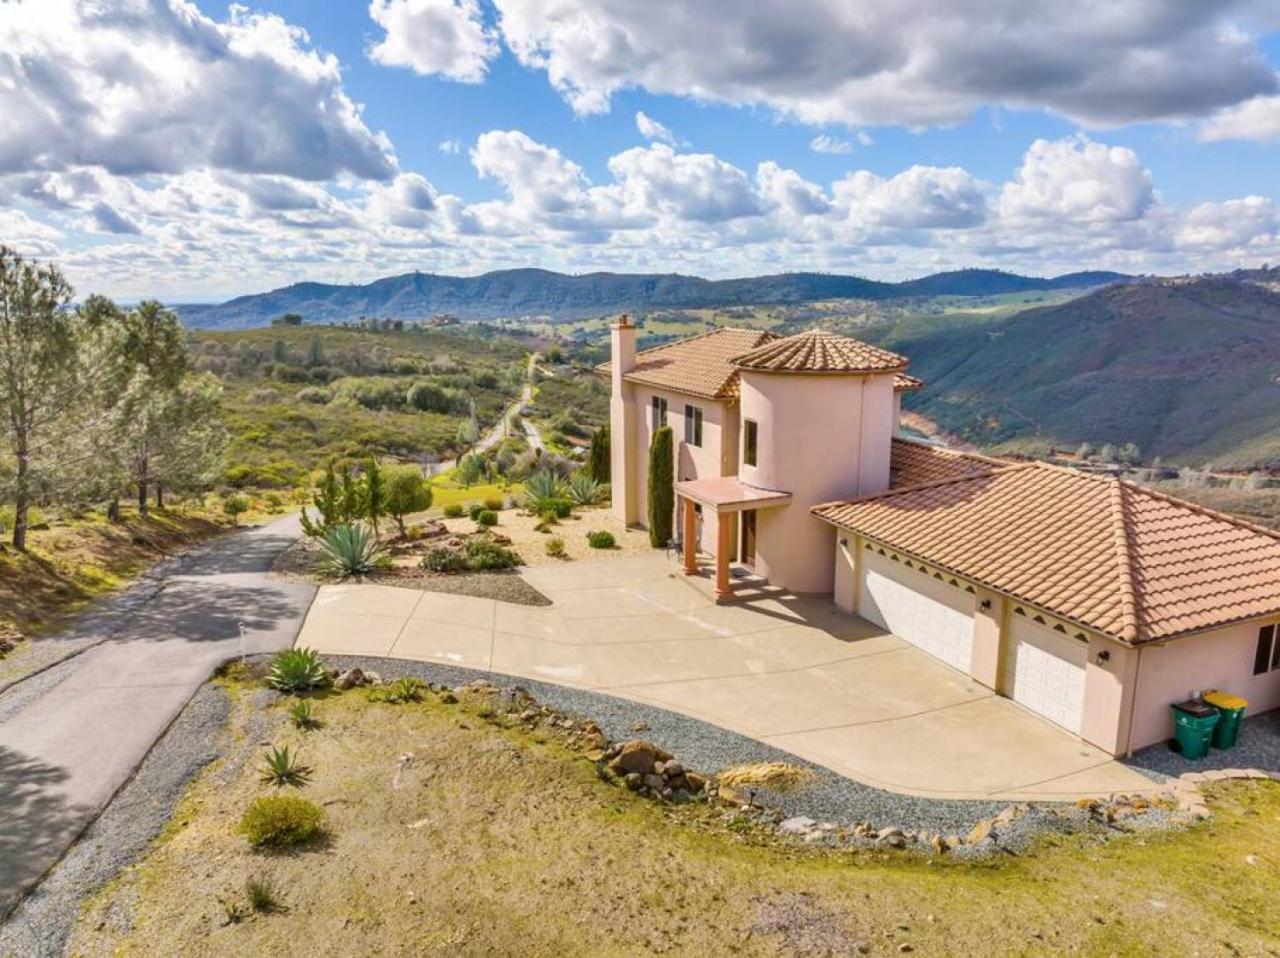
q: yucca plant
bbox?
[568,473,609,506]
[289,699,320,730]
[316,521,385,577]
[266,647,330,694]
[259,745,313,788]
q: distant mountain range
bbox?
[872,273,1280,469]
[174,267,1129,329]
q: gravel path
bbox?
[330,654,1008,835]
[1126,709,1280,781]
[0,683,233,957]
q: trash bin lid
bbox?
[1172,699,1216,718]
[1204,690,1248,710]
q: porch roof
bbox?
[675,476,792,513]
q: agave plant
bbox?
[522,469,568,506]
[317,522,385,577]
[372,676,425,704]
[266,647,330,693]
[568,473,609,507]
[259,744,313,788]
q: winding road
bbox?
[0,516,314,919]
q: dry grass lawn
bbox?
[428,504,653,566]
[70,672,1280,957]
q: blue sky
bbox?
[2,1,1279,300]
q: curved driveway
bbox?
[296,553,1155,803]
[0,516,314,919]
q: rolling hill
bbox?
[874,275,1280,469]
[174,267,1127,329]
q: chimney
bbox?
[610,313,636,393]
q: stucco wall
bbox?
[1126,620,1280,751]
[627,384,736,555]
[741,371,894,592]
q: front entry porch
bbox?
[674,475,791,602]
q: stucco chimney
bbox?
[610,313,640,524]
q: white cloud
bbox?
[88,201,143,236]
[1177,196,1279,250]
[1200,93,1280,142]
[367,0,498,83]
[835,166,988,230]
[635,111,680,145]
[999,137,1154,224]
[755,162,829,216]
[809,135,853,155]
[0,0,396,181]
[439,139,464,154]
[493,0,1276,127]
[607,144,761,223]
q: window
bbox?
[743,418,758,467]
[650,395,667,431]
[1254,624,1279,675]
[684,404,703,447]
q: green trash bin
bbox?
[1203,690,1248,749]
[1171,700,1218,760]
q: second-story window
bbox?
[743,418,758,466]
[684,404,703,447]
[651,395,667,431]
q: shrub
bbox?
[223,494,250,526]
[296,386,331,404]
[267,648,330,693]
[647,426,674,547]
[384,465,432,535]
[422,545,466,573]
[523,469,568,512]
[588,425,611,483]
[468,502,486,521]
[476,509,498,527]
[456,453,486,487]
[483,495,504,512]
[545,536,566,558]
[372,677,425,703]
[260,745,313,788]
[443,503,465,518]
[316,522,384,577]
[587,530,616,549]
[237,795,325,847]
[569,473,609,507]
[289,700,319,730]
[462,538,521,571]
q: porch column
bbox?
[714,513,733,601]
[682,497,698,575]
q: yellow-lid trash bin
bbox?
[1203,690,1248,749]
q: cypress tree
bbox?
[647,425,674,548]
[589,424,611,484]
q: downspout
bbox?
[1123,644,1145,757]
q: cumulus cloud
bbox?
[1200,93,1280,142]
[1177,196,1279,250]
[999,137,1154,224]
[0,0,396,182]
[493,0,1276,127]
[88,202,143,236]
[835,166,988,230]
[607,144,761,223]
[367,0,498,83]
[635,111,680,145]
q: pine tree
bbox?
[589,424,611,484]
[647,426,674,548]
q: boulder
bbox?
[643,773,664,791]
[608,740,671,777]
[778,816,817,836]
[333,668,366,690]
[684,771,707,793]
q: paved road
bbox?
[0,515,315,919]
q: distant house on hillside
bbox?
[601,315,1280,758]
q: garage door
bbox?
[1003,616,1087,734]
[858,549,975,672]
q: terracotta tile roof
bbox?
[889,437,1004,489]
[894,373,924,391]
[814,461,1280,644]
[597,327,776,399]
[730,329,908,374]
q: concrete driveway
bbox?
[297,553,1154,801]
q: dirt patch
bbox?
[66,673,1280,956]
[429,504,654,566]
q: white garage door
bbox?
[1004,616,1087,734]
[858,550,975,673]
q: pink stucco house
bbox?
[602,316,1280,757]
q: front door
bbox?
[740,510,757,568]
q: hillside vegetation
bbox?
[176,267,1126,328]
[874,277,1280,470]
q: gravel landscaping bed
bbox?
[328,654,1008,836]
[1126,709,1280,781]
[0,683,233,957]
